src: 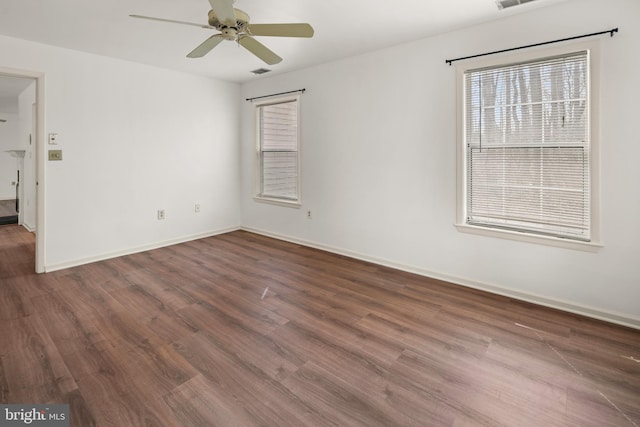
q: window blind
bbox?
[259,100,298,200]
[464,51,590,240]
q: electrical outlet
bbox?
[307,210,312,219]
[194,203,201,213]
[157,209,165,220]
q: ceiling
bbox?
[0,0,567,84]
[0,75,34,114]
[0,76,34,98]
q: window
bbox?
[255,96,300,205]
[457,45,600,249]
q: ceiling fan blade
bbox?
[238,36,282,65]
[187,34,225,58]
[246,23,314,38]
[208,0,236,26]
[129,14,214,29]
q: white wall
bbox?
[240,0,640,327]
[18,82,36,229]
[0,112,20,200]
[0,34,241,269]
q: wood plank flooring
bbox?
[1,224,639,426]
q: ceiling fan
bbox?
[130,0,314,65]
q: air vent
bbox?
[251,68,272,75]
[496,0,535,10]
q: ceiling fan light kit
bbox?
[131,0,314,65]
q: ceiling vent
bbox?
[251,68,272,75]
[496,0,535,10]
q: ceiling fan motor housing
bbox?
[208,8,249,33]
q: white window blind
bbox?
[258,99,299,201]
[464,51,590,240]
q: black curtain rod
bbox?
[445,27,618,66]
[245,88,306,102]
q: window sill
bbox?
[455,223,603,253]
[253,196,301,208]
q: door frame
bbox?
[0,67,46,273]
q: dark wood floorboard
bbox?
[1,224,639,426]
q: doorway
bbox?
[0,69,45,273]
[0,150,22,226]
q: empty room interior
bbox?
[1,0,639,425]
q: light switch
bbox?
[48,133,58,145]
[48,150,63,161]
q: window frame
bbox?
[254,94,302,207]
[455,41,602,252]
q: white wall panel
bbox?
[0,35,241,268]
[240,0,640,326]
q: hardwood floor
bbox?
[1,224,639,426]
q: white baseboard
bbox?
[241,226,640,330]
[44,226,241,273]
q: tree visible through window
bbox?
[462,51,591,241]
